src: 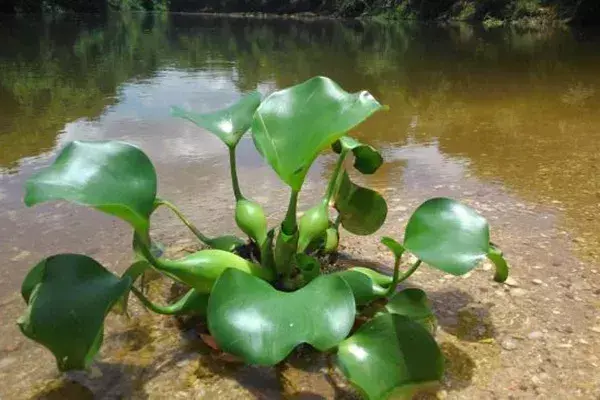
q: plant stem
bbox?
[281,189,299,234]
[324,151,348,204]
[155,199,212,244]
[333,213,342,229]
[386,259,422,296]
[228,146,243,201]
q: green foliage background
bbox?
[0,1,598,24]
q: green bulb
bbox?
[298,204,329,253]
[235,199,268,246]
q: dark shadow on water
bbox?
[33,381,94,400]
[439,342,476,392]
[428,289,497,342]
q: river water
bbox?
[0,13,599,398]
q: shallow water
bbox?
[0,13,600,398]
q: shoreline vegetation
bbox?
[1,1,599,26]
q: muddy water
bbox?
[1,14,600,399]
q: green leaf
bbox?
[487,244,509,283]
[24,141,157,235]
[335,268,391,305]
[251,76,382,190]
[385,289,433,320]
[208,269,356,366]
[332,136,383,174]
[18,254,131,371]
[385,289,436,333]
[171,91,261,148]
[334,171,387,235]
[336,313,444,400]
[404,198,490,276]
[380,236,405,259]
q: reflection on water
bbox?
[1,14,599,289]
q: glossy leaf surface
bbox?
[171,91,261,147]
[208,269,355,365]
[386,289,434,320]
[206,235,246,252]
[24,141,157,235]
[251,76,382,190]
[336,313,444,400]
[18,254,131,371]
[334,171,387,235]
[404,198,490,276]
[332,136,383,174]
[335,268,391,305]
[487,244,509,283]
[386,288,436,334]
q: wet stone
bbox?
[0,357,17,370]
[501,338,518,351]
[528,331,544,340]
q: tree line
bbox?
[0,1,598,25]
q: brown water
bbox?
[1,13,600,399]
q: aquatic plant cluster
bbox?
[18,76,508,399]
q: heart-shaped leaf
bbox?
[385,289,436,333]
[251,76,382,190]
[208,269,355,366]
[404,198,490,276]
[335,268,391,305]
[334,171,387,235]
[487,244,509,283]
[332,136,383,174]
[336,313,444,400]
[171,91,261,148]
[385,288,433,320]
[18,254,131,371]
[24,141,157,235]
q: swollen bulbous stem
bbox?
[228,146,243,201]
[297,203,329,253]
[235,199,268,246]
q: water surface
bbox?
[1,14,599,293]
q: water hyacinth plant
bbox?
[19,76,509,399]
